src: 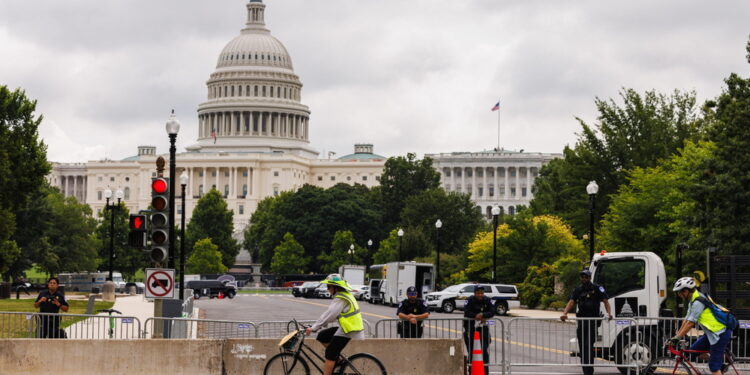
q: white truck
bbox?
[375,261,435,306]
[338,265,366,286]
[570,251,749,374]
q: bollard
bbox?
[128,286,136,296]
[102,281,116,302]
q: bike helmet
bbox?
[321,273,352,292]
[672,277,696,292]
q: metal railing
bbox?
[255,319,375,338]
[0,311,141,339]
[143,317,257,339]
[374,317,505,372]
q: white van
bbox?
[424,283,520,315]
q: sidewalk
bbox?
[111,295,155,326]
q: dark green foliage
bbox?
[95,202,147,279]
[531,88,702,236]
[270,233,308,274]
[379,153,441,228]
[186,189,239,268]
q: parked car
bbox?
[186,280,237,299]
[293,282,320,298]
[314,284,331,298]
[424,283,520,315]
[350,285,368,300]
[361,286,371,301]
[124,282,145,294]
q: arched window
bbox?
[231,86,235,96]
[246,85,250,96]
[509,206,515,215]
[486,206,492,219]
[124,187,130,200]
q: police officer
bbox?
[397,286,429,338]
[34,277,69,338]
[463,285,494,375]
[560,269,613,375]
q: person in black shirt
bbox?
[560,270,612,375]
[463,285,494,375]
[396,286,429,338]
[34,277,69,338]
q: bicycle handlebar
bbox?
[96,309,122,315]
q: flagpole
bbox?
[497,97,501,152]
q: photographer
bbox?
[34,277,69,338]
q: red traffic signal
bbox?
[152,178,168,194]
[129,214,147,231]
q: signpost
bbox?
[145,268,175,299]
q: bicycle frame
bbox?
[663,343,738,375]
[283,331,357,374]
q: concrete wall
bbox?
[0,338,464,375]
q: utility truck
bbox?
[368,262,435,306]
[338,265,366,286]
[568,251,749,374]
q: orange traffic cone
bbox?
[218,292,224,299]
[470,330,485,375]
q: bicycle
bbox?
[96,308,122,339]
[644,339,739,375]
[264,319,387,375]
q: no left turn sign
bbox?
[145,268,175,299]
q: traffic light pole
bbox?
[180,183,186,300]
[168,133,177,271]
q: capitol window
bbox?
[273,171,279,177]
[330,176,335,181]
[362,176,367,181]
[254,86,258,96]
[317,176,322,181]
[239,205,244,215]
[110,177,115,182]
[212,171,216,177]
[346,176,351,181]
[224,185,229,197]
[224,171,229,177]
[97,191,102,200]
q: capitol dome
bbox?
[189,0,316,158]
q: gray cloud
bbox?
[0,0,748,163]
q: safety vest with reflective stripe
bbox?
[335,291,364,334]
[691,290,726,333]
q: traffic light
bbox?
[128,214,148,248]
[149,177,170,263]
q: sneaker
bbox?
[721,363,729,373]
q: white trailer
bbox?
[381,262,435,306]
[338,265,366,286]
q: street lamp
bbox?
[366,239,372,271]
[586,180,599,260]
[491,205,501,283]
[179,170,189,300]
[435,219,442,287]
[166,110,181,269]
[397,228,404,262]
[104,188,124,281]
[348,244,355,264]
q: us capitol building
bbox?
[47,0,561,259]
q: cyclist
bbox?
[671,276,733,375]
[304,274,364,375]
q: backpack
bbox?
[695,294,740,331]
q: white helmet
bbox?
[673,277,696,292]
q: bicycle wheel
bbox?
[644,356,692,375]
[264,352,310,375]
[339,353,387,375]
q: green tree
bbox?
[318,230,367,273]
[95,202,146,279]
[187,189,239,268]
[0,86,51,280]
[270,233,309,274]
[372,228,430,264]
[691,68,750,254]
[600,141,714,274]
[36,191,99,276]
[530,88,702,236]
[379,153,441,228]
[400,188,483,255]
[186,238,227,274]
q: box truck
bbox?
[338,265,366,286]
[371,262,435,306]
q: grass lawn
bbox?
[0,299,115,338]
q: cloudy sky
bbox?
[1,1,748,163]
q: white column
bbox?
[494,167,498,199]
[246,168,251,197]
[240,112,244,135]
[230,167,235,198]
[515,166,521,200]
[202,167,206,196]
[252,167,261,197]
[461,167,466,194]
[503,166,510,200]
[526,167,532,199]
[483,167,488,199]
[73,176,77,200]
[187,167,192,197]
[451,166,456,191]
[215,167,220,192]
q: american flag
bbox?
[491,101,500,111]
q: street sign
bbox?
[145,268,175,299]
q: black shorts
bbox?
[316,327,351,361]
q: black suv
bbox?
[186,280,237,299]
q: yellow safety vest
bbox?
[335,291,364,334]
[691,290,726,333]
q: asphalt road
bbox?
[196,293,628,374]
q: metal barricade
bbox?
[374,318,505,372]
[255,319,374,338]
[0,311,39,338]
[142,317,256,339]
[506,317,640,374]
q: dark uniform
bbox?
[396,298,428,338]
[35,290,68,338]
[569,282,608,375]
[463,294,494,374]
